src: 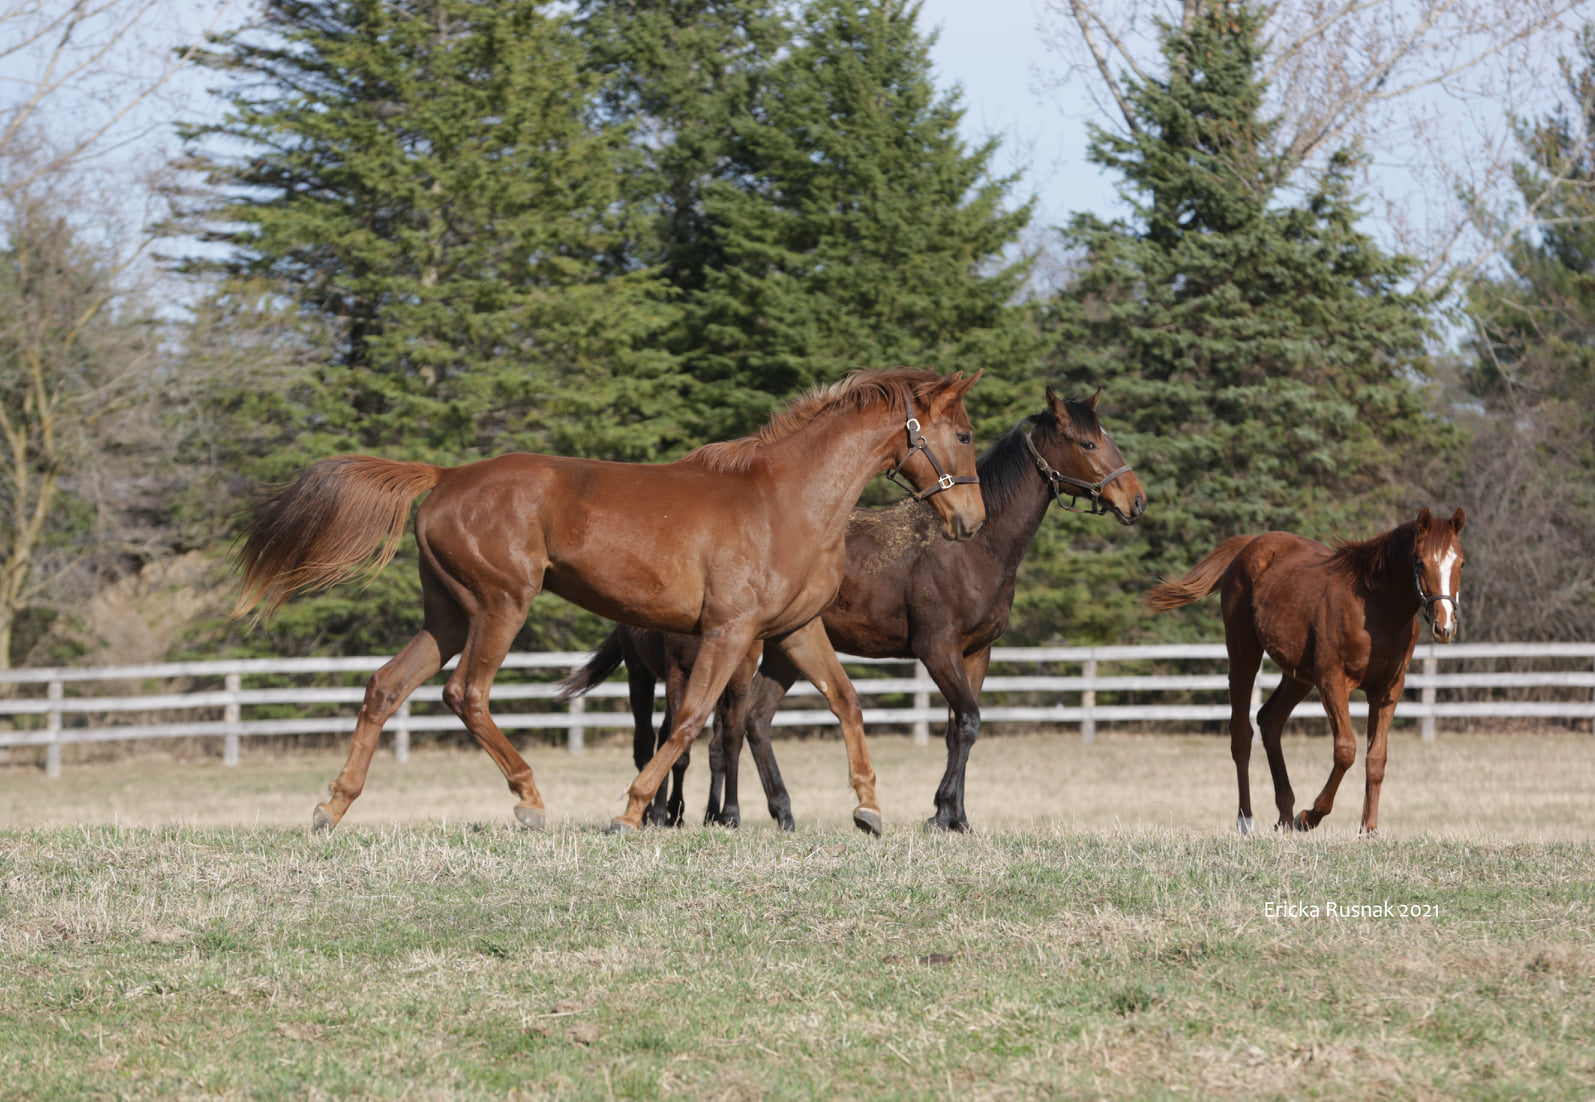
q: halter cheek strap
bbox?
[1020,414,1134,516]
[884,394,980,502]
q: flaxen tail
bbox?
[232,455,444,619]
[556,629,627,701]
[1145,535,1255,612]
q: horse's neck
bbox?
[760,408,898,531]
[1366,530,1421,616]
[973,430,1056,578]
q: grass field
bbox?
[2,731,1592,1099]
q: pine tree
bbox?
[1033,2,1442,644]
[683,0,1038,442]
[574,0,788,295]
[174,0,688,655]
[177,0,686,472]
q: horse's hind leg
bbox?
[771,618,881,836]
[315,580,465,832]
[1296,678,1356,831]
[1224,626,1264,835]
[1257,677,1311,830]
[442,594,546,828]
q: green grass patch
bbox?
[1,824,1592,1099]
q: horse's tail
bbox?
[232,455,445,619]
[556,629,627,701]
[1145,535,1255,612]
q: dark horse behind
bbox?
[233,368,985,835]
[561,388,1146,832]
[1146,507,1466,837]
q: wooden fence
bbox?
[3,642,1593,776]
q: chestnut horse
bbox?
[1146,507,1466,836]
[233,368,985,835]
[561,388,1146,832]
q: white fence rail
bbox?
[3,643,1593,776]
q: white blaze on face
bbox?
[1431,546,1460,637]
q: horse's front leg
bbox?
[772,619,881,836]
[1360,689,1401,837]
[741,650,799,831]
[923,645,987,834]
[612,624,758,833]
[708,642,763,828]
[1296,678,1356,831]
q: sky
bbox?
[915,0,1123,232]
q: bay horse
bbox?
[1145,507,1466,836]
[233,368,985,835]
[561,388,1146,832]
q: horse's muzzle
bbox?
[1116,492,1147,525]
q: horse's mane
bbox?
[1327,520,1417,586]
[681,368,947,475]
[976,400,1104,517]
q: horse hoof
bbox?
[644,807,672,829]
[853,808,883,837]
[514,805,546,831]
[1359,826,1380,840]
[311,805,335,834]
[605,817,638,835]
[777,815,796,833]
[717,807,741,829]
[1236,815,1254,836]
[924,816,949,834]
[1293,811,1316,832]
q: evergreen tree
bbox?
[174,0,687,655]
[177,0,686,473]
[1034,2,1442,644]
[684,0,1039,442]
[573,0,789,297]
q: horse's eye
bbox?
[1080,440,1097,451]
[957,432,972,445]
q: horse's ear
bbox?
[1416,506,1433,532]
[1087,386,1102,411]
[943,369,981,402]
[1450,507,1466,533]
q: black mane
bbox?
[975,400,1102,518]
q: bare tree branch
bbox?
[1037,0,1594,283]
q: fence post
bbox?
[1081,657,1096,742]
[1421,647,1438,742]
[221,671,241,766]
[394,700,411,763]
[45,679,62,778]
[912,660,930,745]
[567,693,585,754]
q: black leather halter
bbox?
[883,393,981,502]
[1020,413,1134,516]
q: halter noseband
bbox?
[1020,413,1134,516]
[883,393,980,502]
[1413,553,1460,628]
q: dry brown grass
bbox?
[2,728,1591,840]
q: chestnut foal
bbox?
[1147,507,1466,836]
